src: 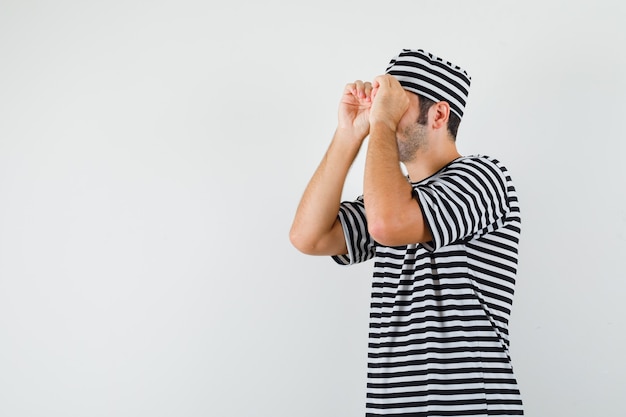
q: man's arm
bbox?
[289,81,372,256]
[364,123,431,246]
[364,75,432,246]
[289,129,361,256]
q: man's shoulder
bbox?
[454,154,505,168]
[417,154,516,198]
[446,154,513,179]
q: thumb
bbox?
[371,85,379,102]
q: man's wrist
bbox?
[369,120,397,138]
[335,126,368,142]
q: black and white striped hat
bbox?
[385,49,472,119]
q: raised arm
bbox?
[364,75,433,246]
[289,81,372,256]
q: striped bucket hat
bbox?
[385,49,472,119]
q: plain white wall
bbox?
[1,1,625,416]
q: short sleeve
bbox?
[413,157,511,252]
[331,196,376,265]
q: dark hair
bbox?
[416,95,461,140]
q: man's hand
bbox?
[338,80,373,141]
[370,74,409,132]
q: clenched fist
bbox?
[369,74,410,132]
[337,80,374,141]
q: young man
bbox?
[290,49,524,416]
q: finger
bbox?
[373,74,388,88]
[353,80,365,98]
[363,82,373,101]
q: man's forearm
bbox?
[364,123,422,246]
[289,129,363,254]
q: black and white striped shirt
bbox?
[333,155,523,416]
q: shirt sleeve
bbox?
[331,196,376,265]
[413,158,512,252]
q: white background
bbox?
[1,1,625,416]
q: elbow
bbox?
[367,218,401,247]
[289,227,317,255]
[367,214,431,247]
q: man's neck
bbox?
[404,142,461,183]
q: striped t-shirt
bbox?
[333,155,523,416]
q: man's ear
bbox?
[431,101,450,130]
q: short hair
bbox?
[416,95,461,140]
